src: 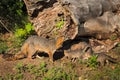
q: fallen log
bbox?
[23,0,120,40]
[79,11,120,39]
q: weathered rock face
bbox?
[23,0,120,40]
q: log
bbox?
[23,0,120,40]
[59,0,120,23]
[78,11,120,39]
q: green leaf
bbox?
[25,23,34,33]
[15,28,27,38]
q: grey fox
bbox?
[70,42,91,50]
[4,36,64,62]
[95,53,117,66]
[64,46,92,62]
[64,49,82,62]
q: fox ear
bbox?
[56,37,64,48]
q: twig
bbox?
[0,19,11,33]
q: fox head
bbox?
[56,36,64,49]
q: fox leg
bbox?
[27,45,36,59]
[14,51,26,60]
[14,42,29,60]
[48,51,54,62]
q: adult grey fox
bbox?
[4,35,64,62]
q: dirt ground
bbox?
[0,51,120,80]
[0,33,120,80]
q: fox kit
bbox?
[64,49,82,62]
[95,53,117,66]
[64,46,92,62]
[5,36,64,62]
[70,42,91,50]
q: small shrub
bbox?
[14,28,27,38]
[14,23,34,38]
[87,55,98,68]
[25,23,34,34]
[9,22,34,52]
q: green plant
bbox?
[43,67,78,80]
[112,47,120,55]
[14,23,34,38]
[78,59,88,64]
[27,64,35,71]
[25,62,78,80]
[32,63,47,77]
[0,76,3,80]
[43,68,63,80]
[4,74,14,80]
[87,55,98,68]
[110,35,117,41]
[7,23,34,53]
[56,18,64,29]
[14,28,27,38]
[39,62,47,68]
[117,43,120,47]
[15,62,25,73]
[89,65,120,80]
[25,62,47,78]
[53,30,58,35]
[0,0,28,33]
[106,65,120,80]
[0,41,8,53]
[25,23,34,34]
[10,22,34,51]
[14,73,23,80]
[4,73,23,80]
